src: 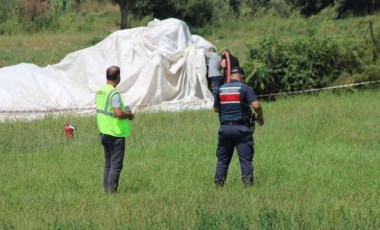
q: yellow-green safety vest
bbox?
[96,84,131,137]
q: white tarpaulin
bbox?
[0,18,214,119]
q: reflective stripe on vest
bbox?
[96,89,116,117]
[220,86,240,104]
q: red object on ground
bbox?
[65,123,74,137]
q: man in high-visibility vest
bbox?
[213,66,264,187]
[96,66,134,193]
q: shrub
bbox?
[18,0,50,21]
[177,0,214,27]
[244,35,362,95]
[133,0,215,27]
[21,13,60,33]
[0,0,16,23]
[362,64,380,81]
[16,0,61,33]
[0,20,23,35]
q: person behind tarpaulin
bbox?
[220,49,240,83]
[213,66,264,186]
[96,66,134,193]
[205,46,223,100]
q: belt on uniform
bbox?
[221,121,250,126]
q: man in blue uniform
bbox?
[213,66,264,186]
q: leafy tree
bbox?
[176,0,214,27]
[133,0,176,20]
[246,0,271,9]
[112,0,135,29]
[132,0,214,27]
[229,0,241,17]
[285,0,334,16]
[336,0,380,18]
[286,0,380,17]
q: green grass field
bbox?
[1,3,380,228]
[1,90,379,229]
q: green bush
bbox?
[362,64,380,81]
[133,0,215,27]
[268,0,291,17]
[0,20,23,35]
[0,0,16,23]
[244,35,362,95]
[332,72,369,86]
[323,64,379,87]
[76,15,96,32]
[21,14,61,33]
[177,0,214,27]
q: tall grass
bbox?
[1,89,379,229]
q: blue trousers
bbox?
[100,134,125,192]
[214,125,254,186]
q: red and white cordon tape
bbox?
[256,80,380,98]
[0,80,379,114]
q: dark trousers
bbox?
[215,125,254,186]
[211,76,223,100]
[100,133,125,192]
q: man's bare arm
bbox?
[251,101,264,126]
[113,107,134,120]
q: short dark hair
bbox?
[106,66,120,81]
[221,49,230,56]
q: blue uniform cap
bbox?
[231,66,244,75]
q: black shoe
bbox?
[215,182,224,189]
[242,174,254,186]
[243,181,254,187]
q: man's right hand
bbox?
[256,115,264,126]
[113,107,134,120]
[128,112,134,120]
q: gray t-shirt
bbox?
[206,52,222,78]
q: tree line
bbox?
[1,0,379,30]
[112,0,380,29]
